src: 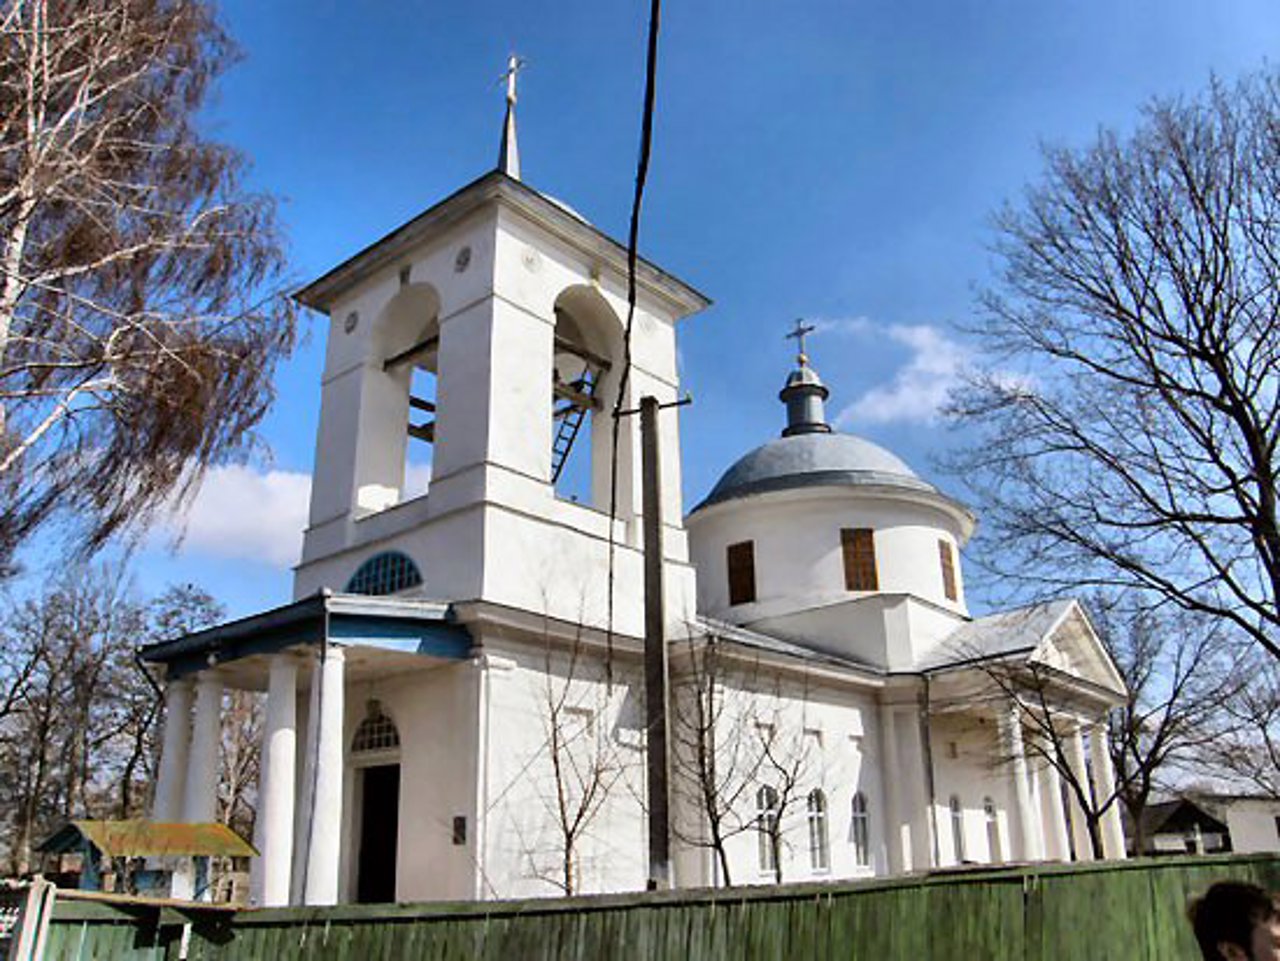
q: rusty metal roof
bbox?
[38,821,257,858]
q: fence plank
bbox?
[41,854,1280,961]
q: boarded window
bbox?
[841,529,878,591]
[939,539,958,601]
[727,541,756,606]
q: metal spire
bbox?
[498,54,524,180]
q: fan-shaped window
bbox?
[345,551,423,596]
[352,700,400,753]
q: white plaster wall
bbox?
[477,639,648,899]
[1224,800,1280,853]
[687,488,969,639]
[669,666,887,888]
[304,210,497,532]
[295,194,698,643]
[338,659,481,903]
[928,713,1014,866]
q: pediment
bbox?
[1029,601,1127,698]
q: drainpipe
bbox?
[922,675,940,868]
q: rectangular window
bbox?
[939,539,958,601]
[727,540,756,605]
[841,528,878,591]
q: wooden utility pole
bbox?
[639,394,671,889]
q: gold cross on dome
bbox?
[786,318,816,365]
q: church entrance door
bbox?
[356,763,400,903]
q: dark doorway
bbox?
[356,764,400,903]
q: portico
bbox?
[142,591,473,906]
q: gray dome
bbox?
[691,431,937,512]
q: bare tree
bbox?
[947,69,1280,662]
[0,0,295,572]
[0,569,226,872]
[529,633,630,896]
[1198,659,1280,799]
[961,599,1248,857]
[670,633,817,886]
[670,635,769,887]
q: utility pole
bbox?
[639,394,671,890]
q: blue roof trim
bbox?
[328,614,471,660]
[139,592,471,678]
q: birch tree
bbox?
[0,0,294,570]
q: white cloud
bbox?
[403,460,432,499]
[160,464,311,568]
[835,323,971,427]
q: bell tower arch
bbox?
[292,100,708,636]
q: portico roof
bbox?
[139,591,474,681]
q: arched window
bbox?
[351,700,400,753]
[756,785,779,874]
[850,791,870,867]
[345,551,423,596]
[950,795,967,863]
[984,797,1001,863]
[807,790,830,871]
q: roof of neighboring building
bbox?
[38,821,257,859]
[1126,800,1230,839]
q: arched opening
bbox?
[984,797,1002,863]
[756,785,779,875]
[351,700,401,903]
[950,795,967,864]
[550,287,620,507]
[849,791,870,867]
[807,789,829,871]
[357,281,441,513]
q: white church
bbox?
[141,74,1129,905]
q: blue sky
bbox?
[53,0,1278,617]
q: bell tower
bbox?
[291,72,708,637]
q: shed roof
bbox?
[38,821,256,859]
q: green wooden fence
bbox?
[39,853,1280,960]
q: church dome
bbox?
[693,430,935,512]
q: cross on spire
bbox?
[786,318,816,366]
[501,54,525,105]
[497,54,525,180]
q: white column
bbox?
[184,674,222,823]
[998,706,1038,861]
[1064,727,1094,861]
[303,646,345,905]
[260,655,298,907]
[899,707,932,871]
[877,704,904,874]
[1036,756,1071,861]
[152,679,193,821]
[1089,722,1127,860]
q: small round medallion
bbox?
[454,246,472,273]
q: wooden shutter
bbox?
[939,539,958,601]
[841,528,878,591]
[727,540,756,605]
